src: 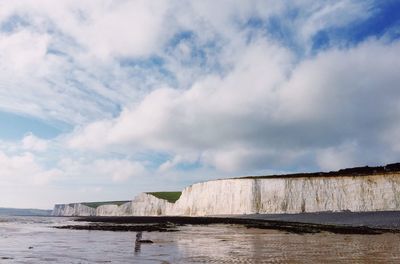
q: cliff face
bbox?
[131,193,175,216]
[52,203,96,216]
[172,179,256,215]
[274,174,400,213]
[173,174,400,215]
[52,194,175,216]
[52,172,400,216]
[94,202,137,216]
[96,204,122,216]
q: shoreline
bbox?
[54,211,400,235]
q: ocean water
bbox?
[1,216,400,263]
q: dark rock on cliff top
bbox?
[241,162,400,179]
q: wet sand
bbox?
[4,216,400,263]
[57,211,400,234]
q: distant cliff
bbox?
[0,207,52,216]
[52,163,400,216]
[52,193,179,217]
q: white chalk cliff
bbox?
[52,203,96,216]
[93,201,140,216]
[172,174,400,215]
[131,193,175,216]
[52,172,400,216]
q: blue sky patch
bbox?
[0,15,30,33]
[311,1,400,52]
[0,111,67,140]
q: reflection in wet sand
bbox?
[1,217,400,263]
[170,225,400,263]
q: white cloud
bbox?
[0,0,169,58]
[316,142,358,171]
[278,40,400,123]
[0,0,376,125]
[0,30,49,73]
[0,1,398,208]
[0,151,60,186]
[22,133,48,152]
[0,0,172,124]
[93,159,147,182]
[68,38,400,172]
[68,39,292,151]
[158,153,199,172]
[0,153,149,208]
[58,157,147,183]
[201,148,257,173]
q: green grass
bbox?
[81,200,130,209]
[76,192,182,208]
[147,192,182,203]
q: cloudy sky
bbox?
[0,0,399,209]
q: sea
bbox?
[1,216,400,263]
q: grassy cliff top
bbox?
[80,200,130,209]
[147,192,182,203]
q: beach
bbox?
[2,215,400,263]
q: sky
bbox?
[0,0,400,209]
